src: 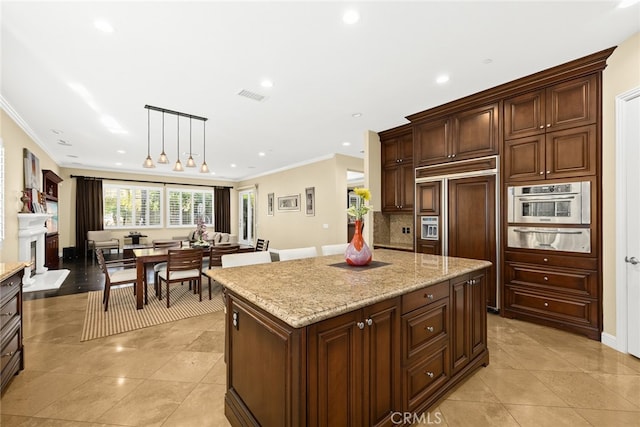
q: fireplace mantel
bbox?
[17,213,53,286]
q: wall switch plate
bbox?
[323,224,329,229]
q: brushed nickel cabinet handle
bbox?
[1,281,15,287]
[544,276,549,281]
[357,321,365,330]
[425,371,434,378]
[425,326,434,332]
[0,312,14,316]
[424,293,434,300]
[544,302,549,307]
[2,351,14,358]
[539,171,544,175]
[366,318,373,326]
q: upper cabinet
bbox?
[380,125,414,213]
[503,75,599,182]
[413,103,499,167]
[504,75,597,140]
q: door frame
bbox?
[238,187,256,246]
[614,86,640,353]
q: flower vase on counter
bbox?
[345,219,372,266]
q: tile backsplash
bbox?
[374,212,413,245]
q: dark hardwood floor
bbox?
[23,252,125,301]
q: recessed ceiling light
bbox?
[342,142,351,146]
[230,163,237,168]
[115,162,122,166]
[116,149,126,154]
[352,113,362,118]
[50,129,63,135]
[67,154,78,158]
[482,58,493,64]
[436,74,450,84]
[258,152,266,157]
[261,80,274,88]
[94,19,114,33]
[343,9,360,25]
[248,166,256,169]
[58,139,72,146]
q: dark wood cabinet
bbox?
[45,233,59,270]
[381,125,414,213]
[504,124,596,182]
[504,74,597,140]
[451,271,486,376]
[416,182,440,216]
[414,103,499,167]
[42,170,62,270]
[309,298,401,427]
[1,265,24,394]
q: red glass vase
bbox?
[345,219,372,266]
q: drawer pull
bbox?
[424,371,434,378]
[357,322,365,330]
[544,302,549,307]
[2,351,14,358]
[1,281,15,287]
[424,293,434,300]
[0,312,14,316]
[543,258,548,262]
[544,276,549,281]
[425,326,434,332]
[366,318,373,326]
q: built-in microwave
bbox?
[507,181,590,225]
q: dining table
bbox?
[132,244,255,309]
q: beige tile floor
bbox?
[2,293,640,426]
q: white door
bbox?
[238,189,255,246]
[622,91,640,357]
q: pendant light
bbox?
[142,108,155,168]
[186,117,196,167]
[200,119,209,173]
[157,112,169,164]
[173,115,184,171]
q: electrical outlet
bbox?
[406,227,411,234]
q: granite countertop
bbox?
[373,242,414,251]
[0,262,27,282]
[208,249,491,328]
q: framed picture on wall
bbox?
[267,193,274,216]
[23,148,41,191]
[277,194,300,211]
[305,187,315,216]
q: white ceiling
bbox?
[2,1,638,181]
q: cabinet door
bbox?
[398,133,414,161]
[308,310,363,427]
[417,182,440,216]
[414,118,450,167]
[417,241,441,255]
[546,75,597,131]
[45,234,59,270]
[382,140,400,168]
[450,274,470,375]
[468,270,487,360]
[448,176,497,308]
[451,103,499,160]
[503,135,546,182]
[545,125,597,179]
[382,167,399,212]
[504,90,545,139]
[399,163,415,212]
[363,298,401,427]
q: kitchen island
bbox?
[208,249,491,427]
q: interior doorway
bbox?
[238,188,256,246]
[347,171,364,242]
[615,87,640,357]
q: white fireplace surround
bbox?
[18,213,52,285]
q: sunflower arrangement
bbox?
[347,187,372,220]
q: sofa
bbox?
[172,231,238,245]
[86,230,120,258]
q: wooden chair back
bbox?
[255,238,269,251]
[166,248,202,274]
[153,240,182,249]
[208,245,240,269]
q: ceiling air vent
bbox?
[237,89,266,102]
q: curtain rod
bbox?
[70,175,232,189]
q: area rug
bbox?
[81,284,224,341]
[23,269,70,293]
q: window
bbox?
[167,188,214,228]
[103,184,162,228]
[238,188,255,245]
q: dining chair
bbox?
[321,243,349,256]
[221,251,272,268]
[201,245,239,298]
[157,248,203,307]
[278,246,318,261]
[95,248,141,311]
[255,238,269,251]
[152,240,183,295]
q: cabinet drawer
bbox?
[0,272,21,307]
[506,263,597,298]
[403,300,448,362]
[403,345,449,412]
[504,286,597,327]
[504,251,597,270]
[0,294,20,331]
[402,281,449,314]
[1,326,20,372]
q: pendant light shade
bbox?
[186,117,196,167]
[200,120,209,173]
[143,108,156,168]
[157,112,169,164]
[173,115,184,172]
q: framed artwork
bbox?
[277,194,300,211]
[23,148,41,191]
[267,193,274,216]
[305,187,315,216]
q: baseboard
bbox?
[601,332,621,352]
